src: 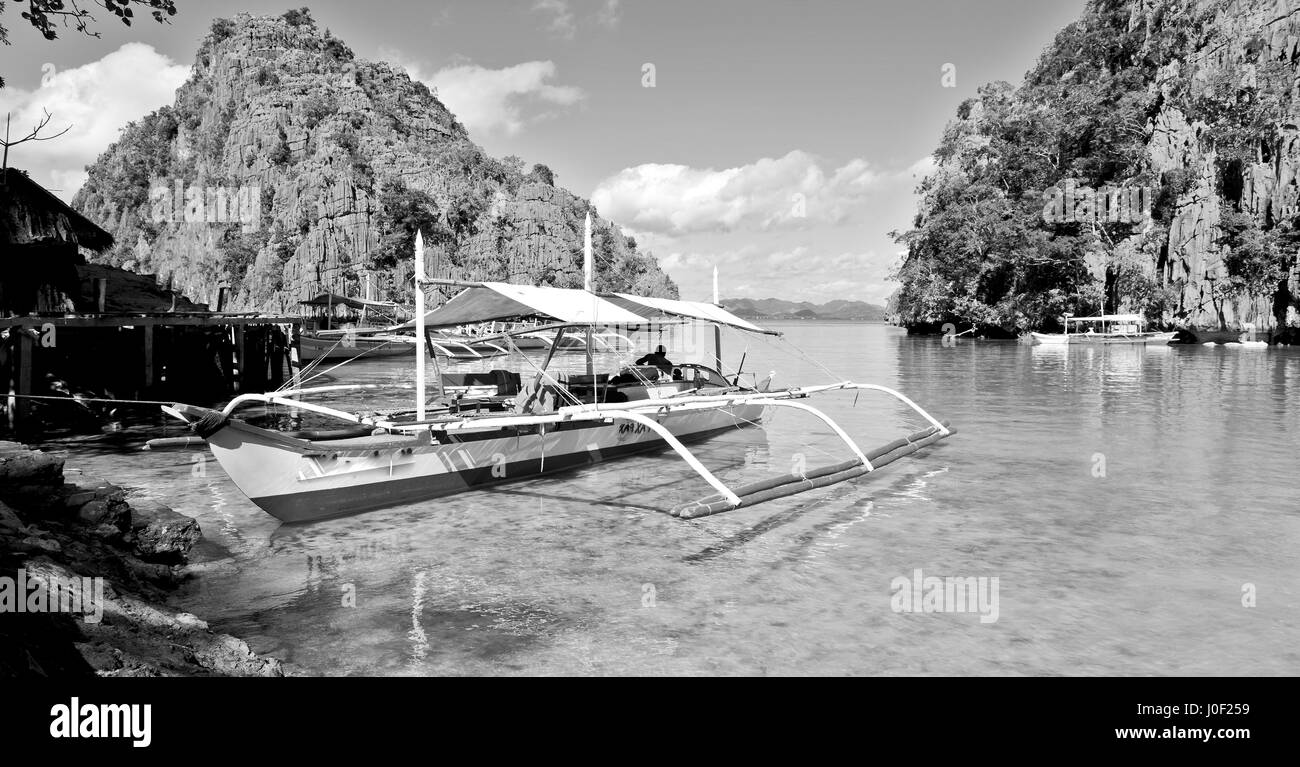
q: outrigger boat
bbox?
[298,328,417,361]
[1030,314,1177,345]
[425,332,509,360]
[165,221,954,523]
[297,293,416,361]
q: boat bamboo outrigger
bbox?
[164,220,955,523]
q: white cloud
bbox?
[662,246,898,304]
[532,1,621,38]
[606,152,933,303]
[591,150,895,236]
[0,43,189,201]
[383,51,584,137]
[423,60,584,136]
[533,0,576,39]
[597,0,622,27]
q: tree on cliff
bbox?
[528,164,555,186]
[370,181,447,273]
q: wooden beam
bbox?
[0,315,301,328]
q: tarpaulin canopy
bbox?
[1066,314,1143,323]
[396,282,776,334]
[607,293,776,335]
[398,283,648,329]
[300,293,403,310]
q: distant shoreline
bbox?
[749,318,888,323]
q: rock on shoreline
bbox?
[0,441,282,677]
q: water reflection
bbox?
[44,324,1300,675]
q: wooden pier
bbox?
[1,167,302,435]
[1,313,302,434]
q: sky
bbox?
[0,0,1085,304]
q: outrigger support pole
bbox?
[748,398,871,469]
[426,407,743,507]
[838,383,951,436]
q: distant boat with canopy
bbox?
[1030,314,1177,345]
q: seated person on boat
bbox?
[634,345,675,377]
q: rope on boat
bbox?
[281,335,405,392]
[3,393,179,407]
[716,322,846,386]
[190,410,231,438]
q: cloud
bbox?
[597,0,622,27]
[533,0,576,39]
[662,246,899,304]
[591,150,903,236]
[386,54,585,136]
[0,43,189,200]
[532,1,621,38]
[605,152,934,303]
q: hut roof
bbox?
[0,167,114,252]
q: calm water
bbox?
[50,323,1300,675]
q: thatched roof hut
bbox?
[1,168,114,315]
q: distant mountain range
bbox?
[721,297,886,321]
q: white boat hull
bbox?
[203,403,766,522]
[1030,331,1176,345]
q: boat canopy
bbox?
[604,293,776,335]
[1067,314,1143,323]
[300,293,403,310]
[400,282,646,329]
[399,282,776,334]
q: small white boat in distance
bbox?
[1030,314,1176,345]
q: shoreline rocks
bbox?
[0,441,283,677]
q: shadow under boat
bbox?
[266,421,776,549]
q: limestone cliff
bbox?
[1144,0,1300,328]
[893,0,1300,333]
[72,10,676,313]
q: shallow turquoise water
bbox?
[53,323,1300,675]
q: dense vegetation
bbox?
[891,0,1298,333]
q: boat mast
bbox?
[415,229,426,420]
[713,265,723,371]
[583,213,595,381]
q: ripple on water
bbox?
[48,325,1300,675]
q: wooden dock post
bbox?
[233,326,246,393]
[268,325,285,390]
[143,325,155,389]
[10,328,33,432]
[288,322,302,390]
